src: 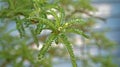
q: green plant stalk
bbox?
[61,34,77,67]
[38,33,57,61]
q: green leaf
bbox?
[62,18,85,29]
[38,17,56,30]
[67,18,85,24]
[60,34,77,67]
[59,7,65,24]
[66,28,89,38]
[37,33,57,61]
[27,17,56,30]
[8,0,15,9]
[35,22,43,34]
[30,27,39,47]
[16,17,25,38]
[47,9,60,26]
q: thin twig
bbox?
[66,9,106,21]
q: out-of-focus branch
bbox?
[66,9,106,21]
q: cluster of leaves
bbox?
[0,0,90,67]
[0,0,118,67]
